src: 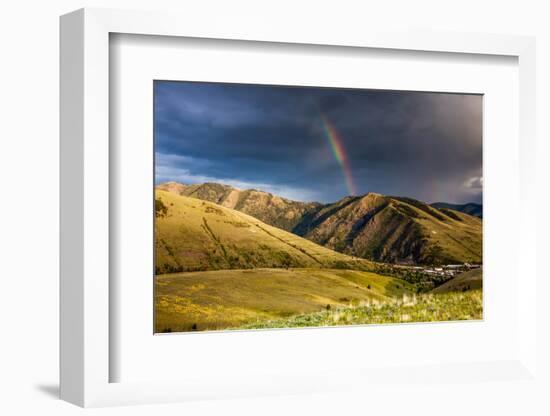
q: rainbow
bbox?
[320,113,358,196]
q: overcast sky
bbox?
[154,81,482,204]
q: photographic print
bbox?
[154,81,483,333]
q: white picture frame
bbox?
[60,7,538,408]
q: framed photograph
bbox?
[152,81,484,334]
[60,8,539,408]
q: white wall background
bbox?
[0,1,548,415]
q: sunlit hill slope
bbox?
[157,182,483,265]
[154,189,373,274]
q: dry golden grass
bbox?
[237,289,483,329]
[155,190,375,274]
[155,267,414,332]
[431,268,483,294]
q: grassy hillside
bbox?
[156,181,320,231]
[296,194,482,265]
[236,289,483,329]
[155,190,374,274]
[154,189,481,333]
[155,268,415,332]
[431,268,483,294]
[158,182,482,265]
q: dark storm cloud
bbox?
[155,81,482,204]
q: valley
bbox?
[154,184,483,332]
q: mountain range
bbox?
[430,202,482,218]
[156,181,319,231]
[156,182,482,265]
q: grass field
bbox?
[431,268,482,294]
[236,289,482,330]
[155,268,414,332]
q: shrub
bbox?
[155,198,168,218]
